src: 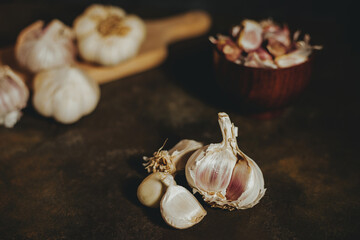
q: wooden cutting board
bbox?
[0,11,211,85]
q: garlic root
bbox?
[143,139,203,174]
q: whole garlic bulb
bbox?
[32,66,100,124]
[15,19,75,73]
[143,139,203,174]
[186,112,266,210]
[73,4,146,65]
[0,66,29,128]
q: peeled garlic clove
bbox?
[143,139,203,174]
[0,66,29,128]
[274,51,308,68]
[186,112,266,210]
[73,4,146,66]
[160,184,207,229]
[15,19,75,73]
[237,20,263,52]
[137,172,176,208]
[32,66,100,124]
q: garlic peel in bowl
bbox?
[0,66,29,128]
[143,139,203,174]
[74,4,146,66]
[15,19,75,73]
[32,66,100,124]
[185,112,266,210]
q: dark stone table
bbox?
[1,1,359,239]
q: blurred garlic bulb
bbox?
[15,19,75,73]
[73,4,146,65]
[33,66,100,124]
[0,66,29,128]
[143,139,203,174]
[186,112,266,210]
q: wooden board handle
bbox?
[146,10,212,45]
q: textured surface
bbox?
[0,1,359,240]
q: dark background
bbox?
[0,0,359,239]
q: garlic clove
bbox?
[137,172,176,208]
[15,19,75,73]
[32,66,100,124]
[0,65,29,128]
[160,184,207,229]
[143,139,203,174]
[185,112,266,210]
[237,20,263,52]
[74,4,146,66]
[274,52,308,68]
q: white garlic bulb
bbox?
[186,112,266,210]
[0,66,29,128]
[143,139,203,174]
[32,66,100,124]
[73,4,146,66]
[15,19,75,73]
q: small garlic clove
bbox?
[160,185,207,229]
[0,66,29,128]
[32,66,100,124]
[137,172,176,208]
[225,160,251,201]
[237,20,263,52]
[143,139,203,174]
[15,19,75,73]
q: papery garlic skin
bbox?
[143,139,203,174]
[186,112,266,210]
[32,66,100,124]
[137,172,176,208]
[15,19,75,73]
[0,66,29,128]
[160,177,207,229]
[74,4,146,66]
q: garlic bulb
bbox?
[73,4,146,66]
[32,66,100,124]
[15,19,75,73]
[143,139,203,174]
[0,66,29,128]
[185,112,266,210]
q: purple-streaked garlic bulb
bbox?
[185,112,266,210]
[15,19,75,73]
[0,66,29,128]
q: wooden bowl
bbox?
[213,48,314,119]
